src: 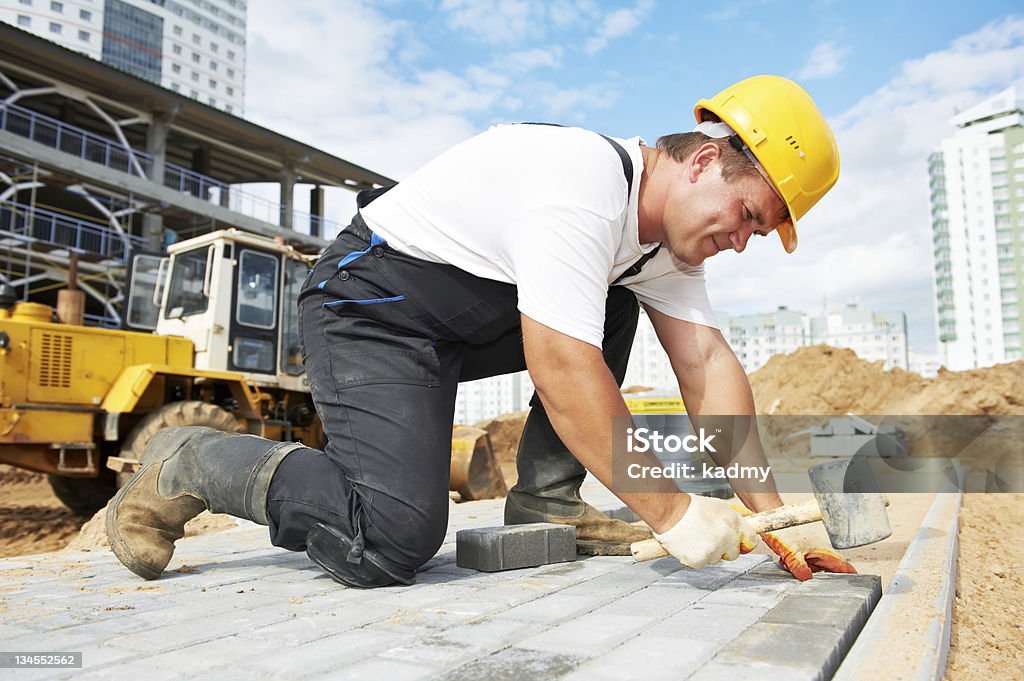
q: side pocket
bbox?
[328,346,441,391]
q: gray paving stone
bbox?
[437,617,537,652]
[760,595,872,632]
[489,592,599,623]
[105,602,295,653]
[514,612,655,657]
[687,660,820,681]
[562,635,720,681]
[711,619,856,679]
[305,656,441,681]
[447,647,585,681]
[647,602,769,642]
[592,583,710,617]
[456,523,576,572]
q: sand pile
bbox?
[750,345,1024,416]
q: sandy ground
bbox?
[944,494,1024,681]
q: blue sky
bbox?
[244,1,1024,356]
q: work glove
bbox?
[728,504,858,581]
[759,531,858,582]
[652,495,760,570]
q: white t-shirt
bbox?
[361,124,718,348]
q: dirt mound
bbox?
[473,411,528,489]
[750,345,1024,416]
[64,505,238,552]
[0,466,87,558]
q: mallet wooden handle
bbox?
[631,498,823,563]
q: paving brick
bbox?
[712,619,857,679]
[490,593,599,623]
[699,577,796,609]
[299,656,440,681]
[647,602,768,642]
[437,617,536,652]
[593,583,709,617]
[687,660,820,681]
[514,612,655,657]
[447,647,585,681]
[561,635,719,681]
[456,523,576,572]
[760,595,872,632]
[105,603,295,653]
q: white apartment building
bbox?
[719,304,908,374]
[929,86,1024,369]
[1,0,246,114]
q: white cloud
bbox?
[796,41,850,81]
[584,0,654,54]
[440,0,544,45]
[707,16,1024,353]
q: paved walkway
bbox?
[0,484,880,680]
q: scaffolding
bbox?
[0,23,393,329]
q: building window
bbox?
[18,0,31,6]
[211,42,219,53]
[173,25,182,36]
[192,53,200,63]
[227,50,235,61]
[210,61,218,71]
[226,68,235,78]
[190,89,198,97]
[191,72,199,81]
[49,21,61,33]
[51,1,62,12]
[226,86,234,96]
[173,44,182,54]
[171,63,181,73]
[192,34,201,44]
[208,97,216,106]
[102,0,163,83]
[226,105,233,113]
[79,30,89,41]
[171,83,180,92]
[17,15,30,26]
[209,79,217,89]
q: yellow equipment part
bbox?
[102,363,262,419]
[450,425,508,501]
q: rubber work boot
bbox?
[106,427,304,580]
[504,412,652,555]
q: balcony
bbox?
[0,102,344,237]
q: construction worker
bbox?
[107,75,840,587]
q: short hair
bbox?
[655,132,760,183]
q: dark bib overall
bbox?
[267,132,656,581]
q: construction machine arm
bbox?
[644,305,784,514]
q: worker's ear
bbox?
[688,142,721,182]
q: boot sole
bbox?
[576,539,634,556]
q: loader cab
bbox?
[149,229,315,389]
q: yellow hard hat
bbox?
[694,75,839,253]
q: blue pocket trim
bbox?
[318,233,387,290]
[323,295,406,308]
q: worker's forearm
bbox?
[524,331,690,532]
[679,358,783,513]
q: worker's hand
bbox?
[653,495,760,570]
[759,532,858,581]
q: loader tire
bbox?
[116,401,245,487]
[47,471,117,516]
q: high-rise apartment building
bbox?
[929,86,1024,369]
[0,0,246,114]
[721,304,908,374]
